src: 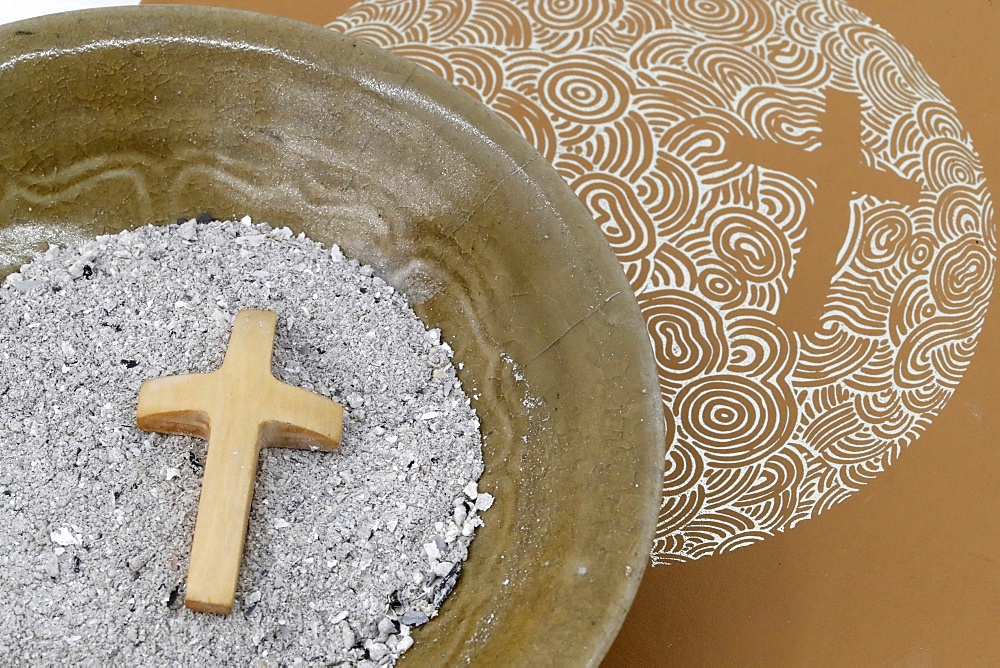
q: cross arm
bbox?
[136,373,216,439]
[259,380,343,452]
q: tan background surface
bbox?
[605,3,1000,664]
[144,0,1000,664]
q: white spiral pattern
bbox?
[328,0,996,564]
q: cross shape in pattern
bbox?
[725,89,923,334]
[137,309,343,614]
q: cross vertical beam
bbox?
[725,90,923,333]
[136,310,343,614]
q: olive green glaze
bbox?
[0,7,665,666]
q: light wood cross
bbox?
[136,309,343,615]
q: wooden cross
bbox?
[136,309,343,615]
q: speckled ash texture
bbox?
[0,218,490,666]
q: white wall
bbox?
[0,1,141,25]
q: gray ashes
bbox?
[0,218,491,666]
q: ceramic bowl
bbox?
[0,7,664,665]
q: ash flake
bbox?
[50,527,82,547]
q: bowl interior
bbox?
[0,7,664,665]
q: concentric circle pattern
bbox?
[329,0,995,564]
